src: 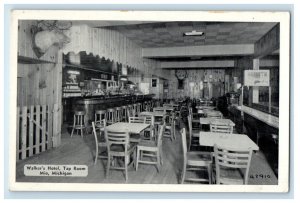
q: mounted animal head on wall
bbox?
[175,69,188,89]
[31,20,71,58]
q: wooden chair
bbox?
[213,144,253,185]
[180,128,213,184]
[71,111,86,137]
[128,116,146,124]
[163,112,176,141]
[187,114,200,150]
[189,107,200,129]
[210,122,233,134]
[92,121,107,165]
[105,129,137,182]
[135,125,165,172]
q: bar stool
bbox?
[115,107,123,122]
[95,110,106,131]
[143,101,148,111]
[127,104,133,113]
[71,110,86,137]
[121,106,128,122]
[136,103,142,115]
[133,103,138,116]
[149,100,154,111]
[106,108,116,125]
[127,107,134,119]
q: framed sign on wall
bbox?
[152,78,157,87]
[244,70,270,86]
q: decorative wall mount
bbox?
[31,20,71,58]
[175,69,187,89]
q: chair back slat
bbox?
[105,130,129,145]
[153,107,166,114]
[129,116,146,124]
[210,123,233,134]
[214,145,253,184]
[140,115,154,125]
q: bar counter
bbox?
[63,94,154,125]
[228,105,279,176]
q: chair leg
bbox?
[71,126,74,137]
[160,150,163,165]
[125,156,128,182]
[94,146,98,165]
[156,151,160,172]
[136,148,140,171]
[207,164,212,184]
[80,127,83,138]
[181,164,186,184]
[106,155,110,179]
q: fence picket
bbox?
[48,105,53,148]
[41,105,46,152]
[29,105,34,156]
[35,105,40,154]
[21,106,27,160]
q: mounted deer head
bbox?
[32,30,70,58]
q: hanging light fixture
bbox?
[183,30,204,36]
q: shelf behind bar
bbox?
[63,63,118,75]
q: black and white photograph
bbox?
[8,10,290,192]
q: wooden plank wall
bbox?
[167,69,225,99]
[17,20,63,148]
[63,25,169,80]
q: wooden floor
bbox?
[16,122,278,185]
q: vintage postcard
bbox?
[9,10,290,192]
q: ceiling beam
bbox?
[254,24,279,58]
[142,44,254,58]
[260,59,279,67]
[161,60,235,69]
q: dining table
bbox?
[106,122,150,142]
[203,109,223,117]
[199,131,259,151]
[156,106,174,112]
[196,107,217,114]
[199,118,235,126]
[140,111,165,118]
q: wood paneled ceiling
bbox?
[103,21,277,48]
